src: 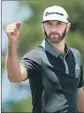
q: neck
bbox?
[52,39,66,54]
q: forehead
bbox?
[44,20,66,24]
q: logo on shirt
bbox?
[75,65,80,78]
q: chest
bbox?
[41,51,81,91]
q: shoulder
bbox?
[70,47,82,64]
[23,46,44,57]
[21,46,45,64]
[70,47,81,57]
[70,48,81,56]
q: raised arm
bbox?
[5,22,28,82]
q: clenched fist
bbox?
[6,21,21,43]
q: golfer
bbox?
[5,5,84,113]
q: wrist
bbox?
[8,41,18,48]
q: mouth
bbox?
[50,33,60,38]
[51,32,59,35]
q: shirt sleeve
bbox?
[78,64,84,88]
[20,49,42,78]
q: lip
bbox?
[50,32,59,35]
[51,33,59,37]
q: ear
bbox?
[66,22,71,32]
[41,23,45,32]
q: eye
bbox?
[57,21,62,25]
[46,21,52,26]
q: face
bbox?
[43,20,71,43]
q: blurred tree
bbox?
[2,96,32,112]
[64,1,84,34]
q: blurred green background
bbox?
[2,0,84,112]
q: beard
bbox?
[44,28,66,43]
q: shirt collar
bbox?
[41,38,70,58]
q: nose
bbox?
[51,26,58,32]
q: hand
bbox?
[6,21,21,44]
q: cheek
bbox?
[59,27,66,33]
[44,28,51,35]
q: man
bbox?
[5,5,84,113]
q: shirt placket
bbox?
[60,55,69,74]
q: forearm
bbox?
[77,100,84,112]
[5,42,21,82]
[77,87,84,112]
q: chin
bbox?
[50,37,61,43]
